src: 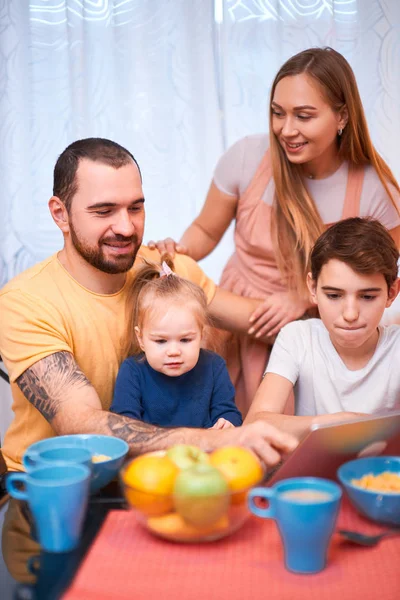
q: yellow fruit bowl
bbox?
[120,446,264,543]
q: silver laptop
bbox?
[266,410,400,486]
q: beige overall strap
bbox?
[342,164,365,218]
[240,149,272,209]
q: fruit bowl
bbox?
[337,456,400,525]
[120,445,264,543]
[121,471,253,542]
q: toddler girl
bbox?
[110,259,242,429]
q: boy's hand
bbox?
[210,418,235,430]
[312,411,367,427]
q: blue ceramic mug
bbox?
[248,477,342,574]
[6,464,91,553]
[24,446,93,473]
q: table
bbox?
[0,480,124,600]
[1,483,399,600]
[63,497,400,600]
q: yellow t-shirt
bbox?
[0,247,216,470]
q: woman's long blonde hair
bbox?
[122,255,210,358]
[269,47,400,296]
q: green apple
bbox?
[166,444,209,470]
[173,463,229,528]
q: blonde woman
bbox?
[149,47,400,416]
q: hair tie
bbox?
[159,261,174,278]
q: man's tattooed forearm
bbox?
[16,351,90,423]
[16,352,184,451]
[17,369,58,421]
[106,413,178,451]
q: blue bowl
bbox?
[23,435,129,494]
[337,456,400,525]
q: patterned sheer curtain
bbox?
[220,0,400,162]
[0,0,399,286]
[0,0,224,283]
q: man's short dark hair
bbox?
[53,138,141,212]
[311,217,399,290]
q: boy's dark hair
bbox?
[53,138,141,212]
[310,217,399,290]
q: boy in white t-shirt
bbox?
[245,217,400,438]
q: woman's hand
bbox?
[147,237,188,258]
[248,292,310,338]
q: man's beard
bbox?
[69,221,140,275]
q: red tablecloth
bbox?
[62,498,400,600]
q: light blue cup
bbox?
[24,446,93,473]
[337,456,400,525]
[6,464,91,553]
[23,434,129,494]
[248,477,342,574]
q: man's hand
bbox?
[210,420,298,466]
[248,292,310,338]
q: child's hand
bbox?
[210,418,235,430]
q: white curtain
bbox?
[220,0,400,166]
[0,0,224,282]
[0,0,399,286]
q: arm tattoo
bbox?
[17,352,185,453]
[16,352,90,423]
[106,413,180,451]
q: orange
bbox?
[147,512,229,542]
[209,447,264,505]
[122,454,179,516]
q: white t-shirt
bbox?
[213,134,400,229]
[265,319,400,415]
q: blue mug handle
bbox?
[248,487,276,518]
[27,555,41,575]
[6,473,29,501]
[24,452,40,469]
